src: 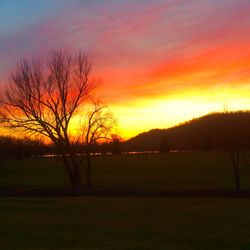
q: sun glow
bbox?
[112,84,250,139]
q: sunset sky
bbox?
[1,0,250,139]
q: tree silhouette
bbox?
[0,50,114,195]
[112,137,122,155]
[80,100,116,187]
[223,131,245,193]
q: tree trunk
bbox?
[64,140,82,195]
[228,149,241,193]
[61,155,75,188]
[58,143,82,196]
[61,154,81,195]
[86,151,92,187]
[68,154,82,195]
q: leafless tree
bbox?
[222,125,244,193]
[79,100,116,187]
[0,50,114,195]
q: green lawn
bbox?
[1,152,250,191]
[1,152,250,249]
[1,197,250,250]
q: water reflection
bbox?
[40,150,197,158]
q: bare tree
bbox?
[0,50,114,195]
[222,119,245,194]
[79,100,116,187]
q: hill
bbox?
[123,111,250,152]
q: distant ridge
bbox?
[123,111,250,152]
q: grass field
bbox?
[1,197,250,250]
[1,151,250,192]
[1,152,250,249]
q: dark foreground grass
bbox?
[1,197,250,250]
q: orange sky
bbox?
[1,1,250,139]
[98,41,250,139]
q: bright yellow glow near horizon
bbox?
[1,85,250,142]
[1,0,250,143]
[111,84,250,140]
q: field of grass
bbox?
[1,152,250,249]
[1,151,250,192]
[1,197,250,250]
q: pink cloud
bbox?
[1,0,250,105]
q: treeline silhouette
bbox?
[1,112,250,158]
[123,111,250,152]
[0,137,51,160]
[0,136,121,160]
